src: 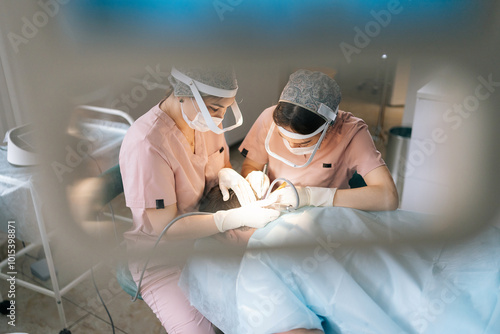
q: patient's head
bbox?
[199,186,241,212]
[199,186,255,244]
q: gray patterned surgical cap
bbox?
[168,66,238,97]
[279,69,341,114]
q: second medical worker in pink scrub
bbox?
[240,69,399,211]
[119,66,279,333]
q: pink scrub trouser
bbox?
[131,264,215,334]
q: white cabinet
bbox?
[400,80,454,214]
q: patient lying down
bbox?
[200,184,294,245]
[199,187,323,334]
[199,186,256,246]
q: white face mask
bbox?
[170,67,243,134]
[265,122,331,168]
[264,104,338,168]
[181,99,224,132]
[282,138,316,155]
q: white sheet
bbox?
[180,207,500,334]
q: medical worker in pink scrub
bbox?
[240,69,399,211]
[119,66,279,333]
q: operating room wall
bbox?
[69,61,285,147]
[401,58,447,127]
[0,1,37,139]
[0,4,287,148]
[0,55,16,140]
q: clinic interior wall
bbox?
[2,0,498,144]
[0,56,16,140]
[0,1,39,139]
[400,58,453,127]
[0,0,345,148]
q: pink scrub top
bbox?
[239,106,384,189]
[119,103,229,263]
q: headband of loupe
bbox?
[171,67,243,134]
[265,103,338,168]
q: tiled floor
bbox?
[0,92,403,333]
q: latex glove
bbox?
[213,205,280,232]
[268,186,337,210]
[218,168,257,206]
[245,171,270,200]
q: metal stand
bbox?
[0,106,132,333]
[0,185,84,333]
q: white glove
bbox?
[268,186,337,210]
[245,171,270,200]
[213,205,280,232]
[218,168,257,206]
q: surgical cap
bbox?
[168,66,238,97]
[279,69,341,115]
